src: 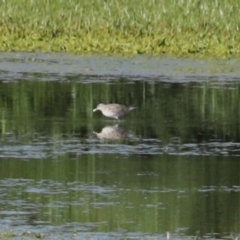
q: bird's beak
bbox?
[93,108,98,112]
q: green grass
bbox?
[0,0,240,56]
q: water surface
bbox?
[0,53,240,239]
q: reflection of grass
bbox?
[1,0,240,57]
[0,80,240,142]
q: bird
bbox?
[93,103,137,120]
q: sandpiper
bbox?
[93,103,137,120]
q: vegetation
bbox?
[0,0,240,57]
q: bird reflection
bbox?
[93,124,131,140]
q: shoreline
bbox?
[1,30,239,58]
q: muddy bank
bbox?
[0,52,240,82]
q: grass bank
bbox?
[0,0,240,57]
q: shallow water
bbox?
[0,52,240,239]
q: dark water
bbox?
[0,53,240,239]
